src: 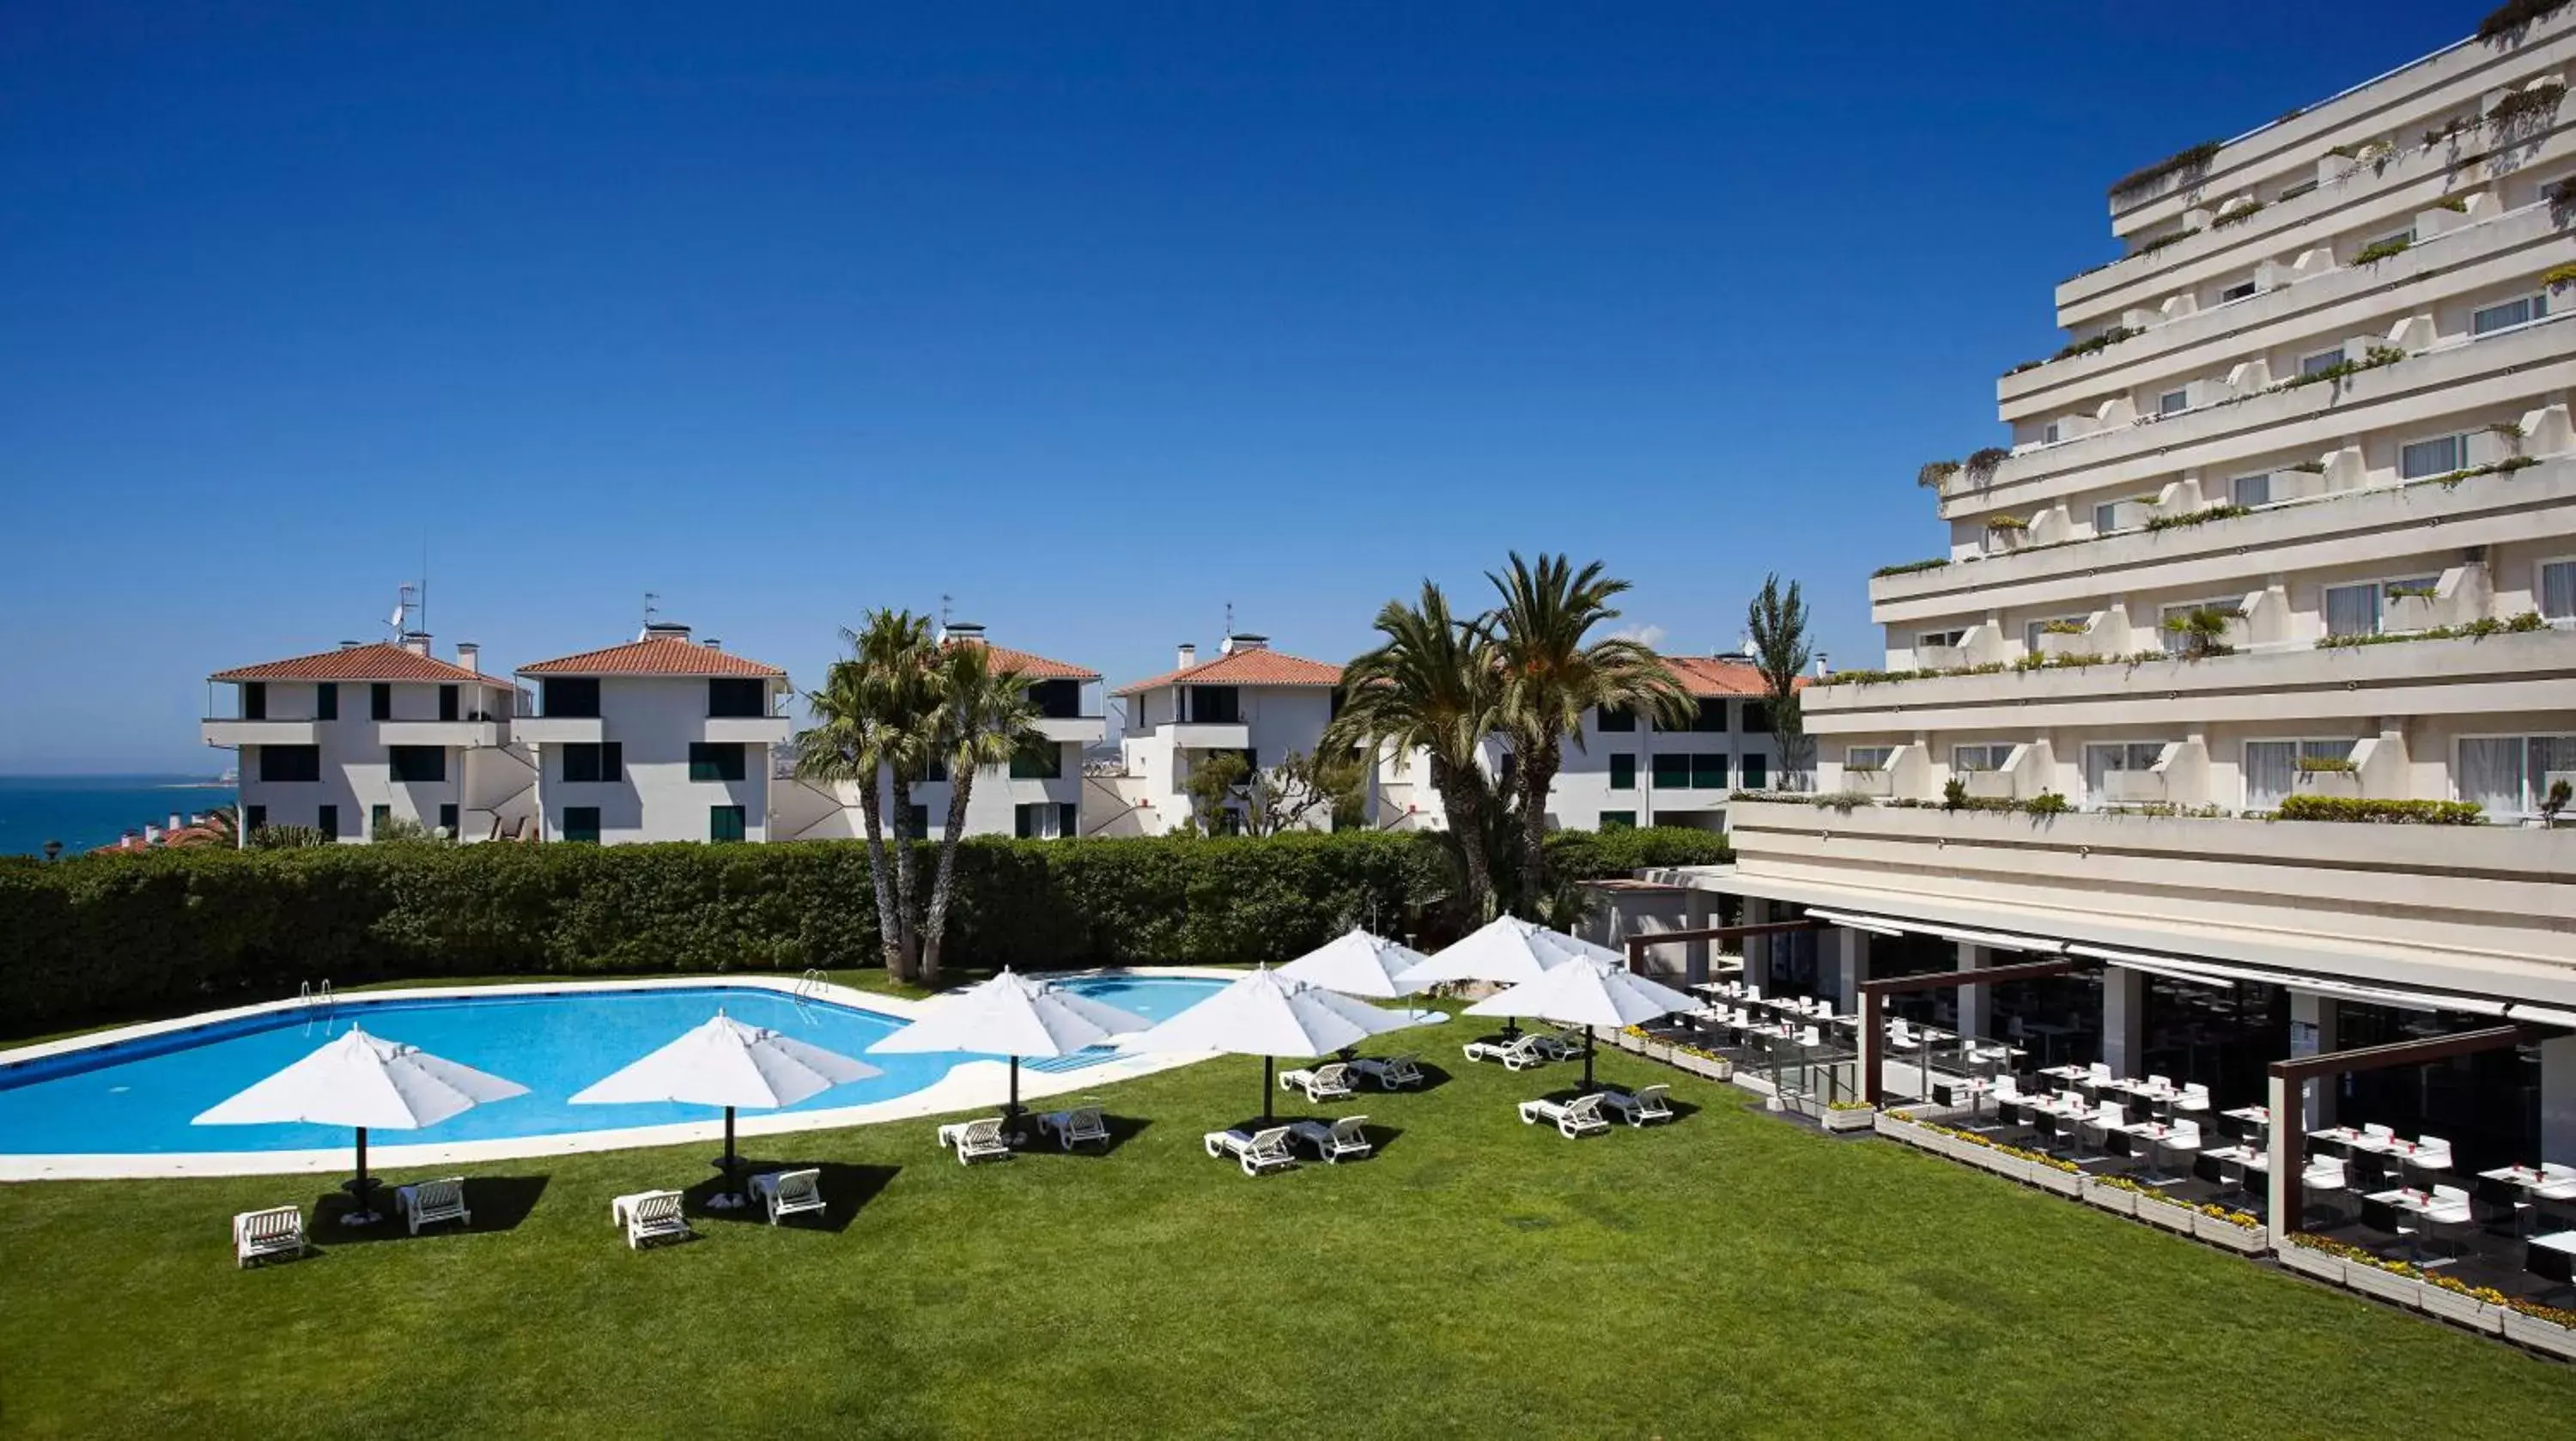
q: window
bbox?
[1741,701,1770,734]
[689,742,748,782]
[370,683,392,721]
[709,805,747,842]
[1609,753,1637,791]
[388,745,446,784]
[2082,741,2166,801]
[1692,699,1728,733]
[1060,802,1078,839]
[1596,704,1636,733]
[2378,575,2440,625]
[561,806,602,843]
[258,745,320,782]
[2232,472,2272,507]
[1010,742,1064,781]
[1953,744,2014,773]
[2042,423,2061,445]
[1844,745,1893,773]
[2401,434,2466,479]
[1030,678,1081,720]
[317,804,339,839]
[438,685,459,722]
[708,678,767,719]
[2220,280,2257,303]
[1916,629,1965,650]
[2300,349,2345,377]
[2473,294,2547,336]
[1185,686,1239,724]
[2094,502,2120,533]
[314,683,337,721]
[1651,753,1692,789]
[2324,582,2382,639]
[1739,755,1767,789]
[2159,599,2239,654]
[1013,802,1067,839]
[1599,811,1637,831]
[2365,226,2414,252]
[2542,559,2576,622]
[2157,388,2190,416]
[438,803,459,836]
[2025,617,2084,650]
[246,804,267,831]
[2245,739,2357,810]
[902,803,930,838]
[542,677,600,718]
[370,804,392,836]
[242,682,267,720]
[562,742,622,783]
[2458,735,2576,818]
[1690,753,1728,789]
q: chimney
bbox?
[339,640,363,650]
[702,637,721,650]
[455,642,480,674]
[167,812,182,831]
[143,824,161,846]
[1221,632,1268,655]
[1814,653,1832,678]
[943,621,987,646]
[641,621,692,642]
[1176,642,1197,669]
[400,630,433,657]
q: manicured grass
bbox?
[3,1012,2572,1438]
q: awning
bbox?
[2070,943,2516,1018]
[1804,908,2069,957]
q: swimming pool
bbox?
[0,974,1226,1163]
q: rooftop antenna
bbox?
[417,535,429,641]
[642,591,661,630]
[1224,601,1235,637]
[940,593,953,634]
[386,583,416,639]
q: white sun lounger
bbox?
[393,1176,471,1236]
[1462,1034,1549,1071]
[937,1116,1013,1164]
[1278,1061,1355,1103]
[750,1169,826,1225]
[1288,1115,1373,1163]
[1203,1125,1297,1177]
[232,1204,308,1268]
[1036,1104,1110,1151]
[1518,1092,1611,1139]
[1599,1083,1675,1127]
[1528,1026,1589,1061]
[1348,1053,1424,1090]
[610,1190,693,1250]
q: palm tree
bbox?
[918,641,1042,987]
[796,611,938,981]
[1324,582,1504,919]
[1485,552,1690,905]
[1746,573,1813,788]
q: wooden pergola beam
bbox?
[1619,917,1824,970]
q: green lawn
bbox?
[3,1004,2571,1439]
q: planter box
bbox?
[2030,1165,2083,1197]
[2419,1285,2506,1335]
[1822,1106,1875,1133]
[2345,1263,2427,1309]
[2504,1307,2576,1359]
[2136,1195,2198,1234]
[2082,1181,2136,1218]
[1674,1053,1733,1081]
[1874,1112,1921,1141]
[2192,1214,2269,1254]
[2278,1243,2348,1286]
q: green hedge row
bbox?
[0,828,1729,1036]
[2273,795,2485,825]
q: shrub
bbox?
[2022,792,2072,817]
[246,825,330,850]
[1917,460,1961,490]
[2488,80,2567,131]
[2130,228,2201,259]
[2274,797,2484,825]
[2479,1,2569,40]
[2549,263,2576,294]
[2315,611,2545,648]
[1872,557,1949,579]
[2353,235,2413,265]
[2143,503,2251,534]
[2050,325,2142,363]
[1962,447,2010,486]
[2210,198,2266,228]
[2109,140,2220,202]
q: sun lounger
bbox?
[1036,1104,1110,1151]
[610,1190,692,1249]
[1288,1115,1373,1163]
[937,1116,1013,1164]
[1348,1053,1424,1091]
[1461,1034,1548,1071]
[1517,1091,1611,1139]
[392,1176,471,1236]
[232,1204,308,1268]
[1599,1083,1674,1127]
[750,1169,826,1225]
[1278,1061,1355,1103]
[1528,1026,1589,1061]
[1202,1125,1297,1177]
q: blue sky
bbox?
[0,1,2480,771]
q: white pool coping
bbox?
[0,967,1255,1183]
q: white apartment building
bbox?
[204,635,535,842]
[1672,15,2576,1196]
[1091,635,1345,836]
[515,623,793,844]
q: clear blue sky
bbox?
[0,1,2479,771]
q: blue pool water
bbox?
[0,976,1224,1155]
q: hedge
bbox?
[0,828,1730,1037]
[2273,796,2484,826]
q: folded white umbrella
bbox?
[1121,965,1431,1122]
[572,1011,882,1206]
[1467,957,1702,1091]
[194,1025,529,1225]
[1277,927,1437,1000]
[867,968,1152,1125]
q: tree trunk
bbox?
[921,764,975,988]
[890,771,923,981]
[854,773,908,982]
[1435,767,1494,921]
[1516,740,1561,909]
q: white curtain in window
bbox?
[2233,473,2271,507]
[2245,741,2297,810]
[2542,561,2576,622]
[2458,738,2525,816]
[2324,584,2380,639]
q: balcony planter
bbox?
[2081,1180,2136,1217]
[2293,769,2362,798]
[2344,1262,2427,1309]
[1822,1104,1875,1134]
[2419,1285,2505,1335]
[2192,1213,2269,1254]
[2504,1306,2576,1359]
[2136,1194,2199,1233]
[1673,1052,1733,1082]
[2029,1164,2082,1197]
[2278,1242,2348,1286]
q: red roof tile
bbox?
[1112,648,1344,697]
[1667,656,1774,698]
[211,642,498,684]
[948,639,1099,682]
[519,635,787,678]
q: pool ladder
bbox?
[792,969,829,1025]
[299,978,336,1035]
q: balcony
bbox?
[2099,769,2168,806]
[378,720,503,749]
[1032,715,1108,745]
[512,715,606,745]
[1962,769,2020,802]
[700,715,793,745]
[1843,769,1895,799]
[202,718,318,747]
[1166,721,1251,750]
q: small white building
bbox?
[1091,635,1346,836]
[1533,654,1787,834]
[515,623,793,844]
[203,634,534,842]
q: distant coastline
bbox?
[0,775,237,856]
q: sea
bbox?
[0,775,237,857]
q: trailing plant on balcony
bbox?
[2287,459,2327,473]
[2275,796,2484,825]
[1871,557,1949,579]
[2552,176,2576,226]
[2023,792,2072,817]
[2049,325,2142,363]
[2478,0,2570,40]
[2160,607,2239,659]
[2274,344,2406,392]
[1984,514,2030,533]
[2210,198,2265,228]
[1916,459,1961,490]
[2003,360,2044,376]
[2428,194,2470,214]
[2544,263,2576,294]
[1962,447,2009,486]
[2382,584,2439,600]
[2129,228,2201,260]
[2143,503,2251,533]
[2038,619,2089,635]
[2489,421,2528,440]
[2315,611,2545,648]
[2353,234,2413,265]
[2295,755,2360,774]
[2488,81,2567,132]
[2108,140,2221,203]
[2422,455,2541,489]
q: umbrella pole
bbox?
[1583,1031,1596,1093]
[720,1105,739,1207]
[346,1126,379,1226]
[1264,1057,1274,1124]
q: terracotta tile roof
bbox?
[93,825,222,854]
[519,635,787,678]
[1112,648,1345,697]
[211,642,497,684]
[1667,656,1772,698]
[948,639,1099,682]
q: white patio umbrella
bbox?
[866,969,1152,1132]
[1277,927,1437,1000]
[1121,966,1431,1122]
[571,1011,881,1207]
[1397,915,1589,1036]
[193,1025,530,1225]
[1467,956,1702,1092]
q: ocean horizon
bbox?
[0,775,236,857]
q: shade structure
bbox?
[1277,927,1437,1000]
[866,969,1152,1129]
[1466,957,1701,1091]
[1396,915,1586,988]
[193,1025,529,1225]
[571,1011,882,1207]
[1121,966,1431,1121]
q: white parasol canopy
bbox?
[572,1011,882,1205]
[867,969,1152,1122]
[1395,915,1584,988]
[1466,956,1702,1091]
[1277,927,1437,1000]
[1121,965,1431,1121]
